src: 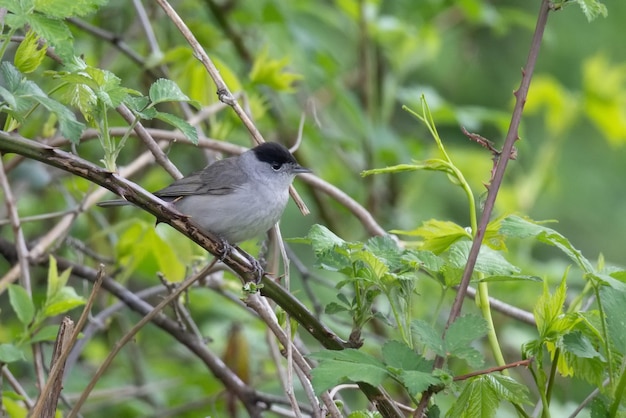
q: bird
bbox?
[98,142,310,245]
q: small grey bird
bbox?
[99,142,310,244]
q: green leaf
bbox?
[28,324,63,343]
[295,224,346,254]
[27,13,74,60]
[393,219,470,254]
[381,340,432,371]
[478,274,541,283]
[401,250,444,274]
[347,412,382,418]
[8,284,35,326]
[500,216,594,273]
[562,332,604,360]
[600,286,626,354]
[325,302,349,314]
[487,374,532,405]
[446,241,520,277]
[14,29,47,73]
[116,221,186,282]
[399,369,441,395]
[447,376,500,418]
[309,349,389,394]
[46,255,72,300]
[33,95,85,142]
[0,344,26,363]
[574,0,608,21]
[412,320,444,356]
[249,47,303,92]
[149,78,191,104]
[154,111,198,145]
[34,0,108,18]
[43,286,85,317]
[445,315,488,368]
[3,397,29,418]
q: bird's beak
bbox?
[293,165,312,174]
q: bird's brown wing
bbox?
[154,157,248,198]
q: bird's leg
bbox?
[216,236,233,262]
[250,257,265,284]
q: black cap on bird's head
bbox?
[252,142,311,174]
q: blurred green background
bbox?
[2,0,625,416]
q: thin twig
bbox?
[116,104,183,179]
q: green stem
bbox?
[609,361,626,416]
[594,283,614,389]
[476,281,507,369]
[545,347,559,405]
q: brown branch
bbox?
[453,358,533,382]
[35,317,75,418]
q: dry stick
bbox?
[116,104,182,179]
[67,262,218,418]
[154,0,310,215]
[30,266,105,418]
[37,317,75,418]
[414,1,552,416]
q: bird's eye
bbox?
[271,162,282,171]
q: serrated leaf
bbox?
[31,95,85,143]
[500,216,594,273]
[447,376,500,418]
[27,13,74,60]
[574,0,608,21]
[600,287,626,354]
[295,224,346,253]
[0,344,26,363]
[46,255,71,299]
[366,235,404,270]
[562,332,604,360]
[8,284,35,326]
[154,111,198,145]
[446,241,520,277]
[382,340,432,371]
[400,370,441,395]
[34,0,108,18]
[325,302,349,314]
[149,78,191,104]
[412,320,444,356]
[309,349,388,394]
[445,315,488,368]
[487,374,532,405]
[395,219,470,254]
[535,274,570,339]
[14,30,47,73]
[401,250,444,274]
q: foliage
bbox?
[1,0,624,417]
